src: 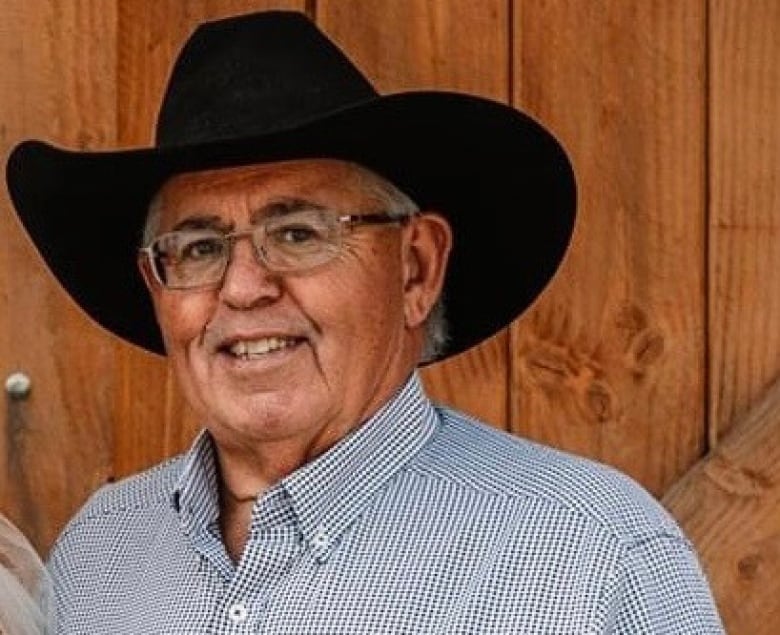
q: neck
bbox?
[221,484,258,505]
[214,437,317,499]
[215,440,314,563]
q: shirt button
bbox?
[312,527,329,549]
[228,602,248,624]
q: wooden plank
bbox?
[509,0,707,495]
[113,0,309,477]
[663,375,780,634]
[318,0,511,428]
[0,0,118,554]
[708,0,780,442]
[116,0,308,151]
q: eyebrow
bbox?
[169,198,328,232]
[249,198,327,224]
[171,215,233,232]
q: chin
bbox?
[212,397,308,441]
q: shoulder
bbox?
[52,454,185,545]
[413,407,685,546]
[46,455,190,620]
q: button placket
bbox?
[312,526,329,549]
[228,602,249,624]
[310,524,337,564]
[212,597,252,634]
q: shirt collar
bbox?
[172,371,438,551]
[282,372,438,551]
[172,428,221,535]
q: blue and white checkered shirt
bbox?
[49,372,724,633]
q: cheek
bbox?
[307,264,406,353]
[154,292,215,350]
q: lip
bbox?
[230,335,303,358]
[214,332,305,354]
[207,335,307,380]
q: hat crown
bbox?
[155,11,378,147]
[6,9,576,362]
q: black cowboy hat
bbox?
[5,10,576,363]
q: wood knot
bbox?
[584,381,617,423]
[614,304,666,377]
[631,330,665,369]
[615,303,648,335]
[704,455,773,498]
[737,553,762,580]
[524,347,572,388]
[523,343,619,423]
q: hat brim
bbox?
[6,91,576,363]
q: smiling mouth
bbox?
[224,336,301,360]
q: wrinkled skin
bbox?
[140,159,452,498]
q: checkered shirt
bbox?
[48,373,724,634]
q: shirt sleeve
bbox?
[608,532,726,634]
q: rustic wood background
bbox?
[1,1,777,632]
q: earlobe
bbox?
[402,213,452,328]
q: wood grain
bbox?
[664,375,780,635]
[0,0,119,553]
[509,0,708,496]
[708,0,780,442]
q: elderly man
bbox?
[6,10,724,634]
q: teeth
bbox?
[228,337,295,359]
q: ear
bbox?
[401,212,452,328]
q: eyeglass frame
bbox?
[138,210,413,290]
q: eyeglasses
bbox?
[139,208,409,290]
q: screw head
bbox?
[5,372,32,400]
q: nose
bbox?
[218,234,282,308]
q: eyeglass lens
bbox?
[148,209,356,289]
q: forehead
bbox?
[154,159,372,212]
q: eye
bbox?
[276,223,321,244]
[265,213,334,250]
[178,235,225,262]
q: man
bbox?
[6,10,724,634]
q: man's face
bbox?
[142,159,449,458]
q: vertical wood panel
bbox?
[0,0,118,553]
[708,0,780,442]
[113,0,308,478]
[318,0,512,427]
[509,0,707,495]
[701,2,780,629]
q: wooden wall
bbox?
[0,1,777,632]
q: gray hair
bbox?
[348,163,449,363]
[143,161,449,364]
